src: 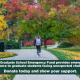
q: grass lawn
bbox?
[48,47,80,60]
[0,52,16,58]
[48,49,72,60]
[48,47,80,78]
[61,47,80,52]
[0,52,16,80]
[0,74,15,80]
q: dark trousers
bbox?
[36,45,41,55]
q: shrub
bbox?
[5,40,20,49]
[23,41,33,46]
[58,42,74,48]
[44,39,55,45]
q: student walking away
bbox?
[34,36,42,56]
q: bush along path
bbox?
[1,49,80,80]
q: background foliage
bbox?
[0,0,80,46]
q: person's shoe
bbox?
[37,52,40,57]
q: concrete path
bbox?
[47,42,59,49]
[0,49,58,60]
[1,49,79,80]
[14,75,80,80]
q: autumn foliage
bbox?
[0,0,80,46]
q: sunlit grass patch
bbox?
[0,74,15,80]
[0,52,16,58]
[53,49,80,60]
[60,46,80,52]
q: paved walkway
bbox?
[1,49,80,80]
[1,49,58,60]
[14,75,80,80]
